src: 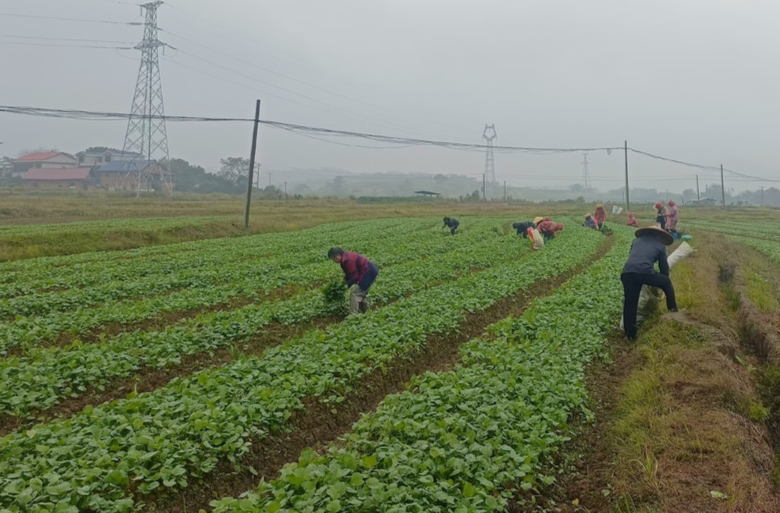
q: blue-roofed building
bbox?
[76,149,144,168]
[94,159,162,191]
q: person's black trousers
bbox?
[621,272,678,340]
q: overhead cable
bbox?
[0,105,777,182]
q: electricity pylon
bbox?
[121,1,173,195]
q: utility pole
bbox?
[482,125,497,197]
[581,153,591,189]
[268,172,273,188]
[243,99,261,229]
[666,189,669,202]
[696,175,700,203]
[482,173,487,202]
[504,180,507,203]
[254,163,261,189]
[761,186,764,206]
[720,164,726,208]
[284,181,288,198]
[121,1,173,196]
[624,141,630,212]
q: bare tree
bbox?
[218,157,250,185]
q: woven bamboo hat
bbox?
[533,217,544,225]
[635,226,673,246]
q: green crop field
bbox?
[1,207,779,513]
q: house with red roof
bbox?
[12,152,78,177]
[21,167,96,190]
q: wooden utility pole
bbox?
[482,173,487,202]
[284,181,288,198]
[696,175,700,203]
[720,164,726,208]
[244,99,261,229]
[624,140,630,211]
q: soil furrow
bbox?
[0,316,339,437]
[143,236,614,513]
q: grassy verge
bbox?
[555,231,780,512]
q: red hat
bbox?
[655,202,662,209]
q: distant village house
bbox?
[21,167,95,190]
[94,160,163,191]
[12,152,77,177]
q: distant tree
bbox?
[84,146,123,154]
[16,147,58,157]
[0,156,13,183]
[218,157,250,185]
[170,158,242,194]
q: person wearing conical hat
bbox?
[621,226,678,341]
[533,216,544,226]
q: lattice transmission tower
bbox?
[483,124,497,194]
[121,1,173,195]
[581,152,591,189]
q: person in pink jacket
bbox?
[627,212,639,227]
[593,204,607,230]
[666,200,679,234]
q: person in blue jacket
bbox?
[621,226,678,340]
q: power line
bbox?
[160,56,443,133]
[167,48,441,137]
[0,34,136,44]
[0,41,134,49]
[161,1,475,136]
[0,12,141,25]
[159,28,472,137]
[628,148,780,182]
[1,104,778,183]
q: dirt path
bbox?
[543,232,780,513]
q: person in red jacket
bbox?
[537,219,565,241]
[594,204,607,230]
[328,247,379,314]
[627,212,639,227]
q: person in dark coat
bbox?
[442,217,459,235]
[621,226,678,340]
[328,247,379,314]
[512,221,536,237]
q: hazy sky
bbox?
[1,0,778,192]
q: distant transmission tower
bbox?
[483,124,497,194]
[121,1,173,195]
[581,152,591,189]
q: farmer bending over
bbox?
[537,219,565,242]
[621,226,678,341]
[328,247,379,314]
[512,221,536,237]
[442,217,459,235]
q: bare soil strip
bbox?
[142,238,614,513]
